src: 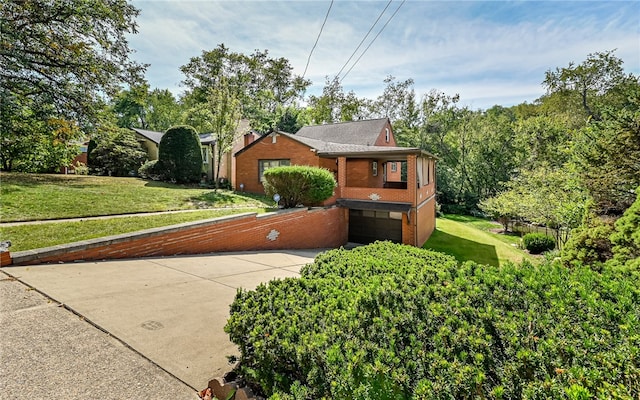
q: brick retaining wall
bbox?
[9,207,348,266]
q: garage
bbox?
[348,209,403,244]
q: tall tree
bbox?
[180,44,309,133]
[146,89,183,132]
[543,50,626,120]
[207,77,242,188]
[306,77,370,124]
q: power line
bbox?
[340,0,406,83]
[335,0,393,79]
[302,0,334,79]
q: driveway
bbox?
[1,249,325,395]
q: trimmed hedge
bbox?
[158,125,202,183]
[263,165,336,208]
[225,242,639,399]
[522,233,556,254]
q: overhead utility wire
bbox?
[302,0,334,79]
[340,0,406,83]
[334,0,394,79]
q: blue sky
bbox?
[127,0,640,110]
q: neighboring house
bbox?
[132,124,259,184]
[60,140,89,174]
[234,118,437,246]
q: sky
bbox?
[127,0,640,110]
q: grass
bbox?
[0,172,272,222]
[0,172,274,251]
[2,209,266,252]
[423,214,532,266]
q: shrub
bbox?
[89,130,148,176]
[158,125,202,183]
[225,242,639,399]
[138,160,164,180]
[562,215,615,268]
[522,232,555,254]
[262,165,336,208]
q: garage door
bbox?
[348,209,403,244]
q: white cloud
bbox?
[128,0,640,110]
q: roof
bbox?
[131,128,216,146]
[295,118,389,145]
[279,132,436,159]
[132,128,163,144]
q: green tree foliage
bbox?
[89,127,147,176]
[0,93,82,172]
[572,80,640,215]
[146,89,183,132]
[1,0,145,123]
[561,211,615,269]
[157,125,203,183]
[226,242,640,399]
[610,186,640,266]
[480,167,587,247]
[262,166,336,208]
[543,50,626,120]
[180,44,309,133]
[306,77,371,124]
[111,82,150,129]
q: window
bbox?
[201,147,209,164]
[390,162,397,172]
[372,161,378,176]
[259,159,290,182]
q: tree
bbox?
[306,77,370,124]
[572,79,640,215]
[543,50,626,120]
[1,0,146,123]
[0,92,82,172]
[146,89,183,132]
[207,77,242,188]
[111,83,150,129]
[158,125,203,183]
[89,127,148,176]
[180,44,309,133]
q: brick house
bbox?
[235,118,437,247]
[132,122,259,184]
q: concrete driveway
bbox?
[1,249,325,395]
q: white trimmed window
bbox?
[259,159,290,182]
[201,147,209,164]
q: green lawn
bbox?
[0,172,272,222]
[1,209,265,252]
[423,215,532,266]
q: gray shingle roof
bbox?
[295,118,389,145]
[131,128,215,145]
[132,128,164,144]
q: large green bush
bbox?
[522,233,555,254]
[263,165,336,208]
[225,241,639,399]
[89,129,147,176]
[157,125,202,183]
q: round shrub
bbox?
[138,160,164,180]
[263,165,336,208]
[158,125,202,183]
[225,242,639,399]
[522,232,556,254]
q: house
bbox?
[234,118,437,247]
[132,123,259,184]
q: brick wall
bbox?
[235,134,321,194]
[11,207,348,266]
[416,195,436,247]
